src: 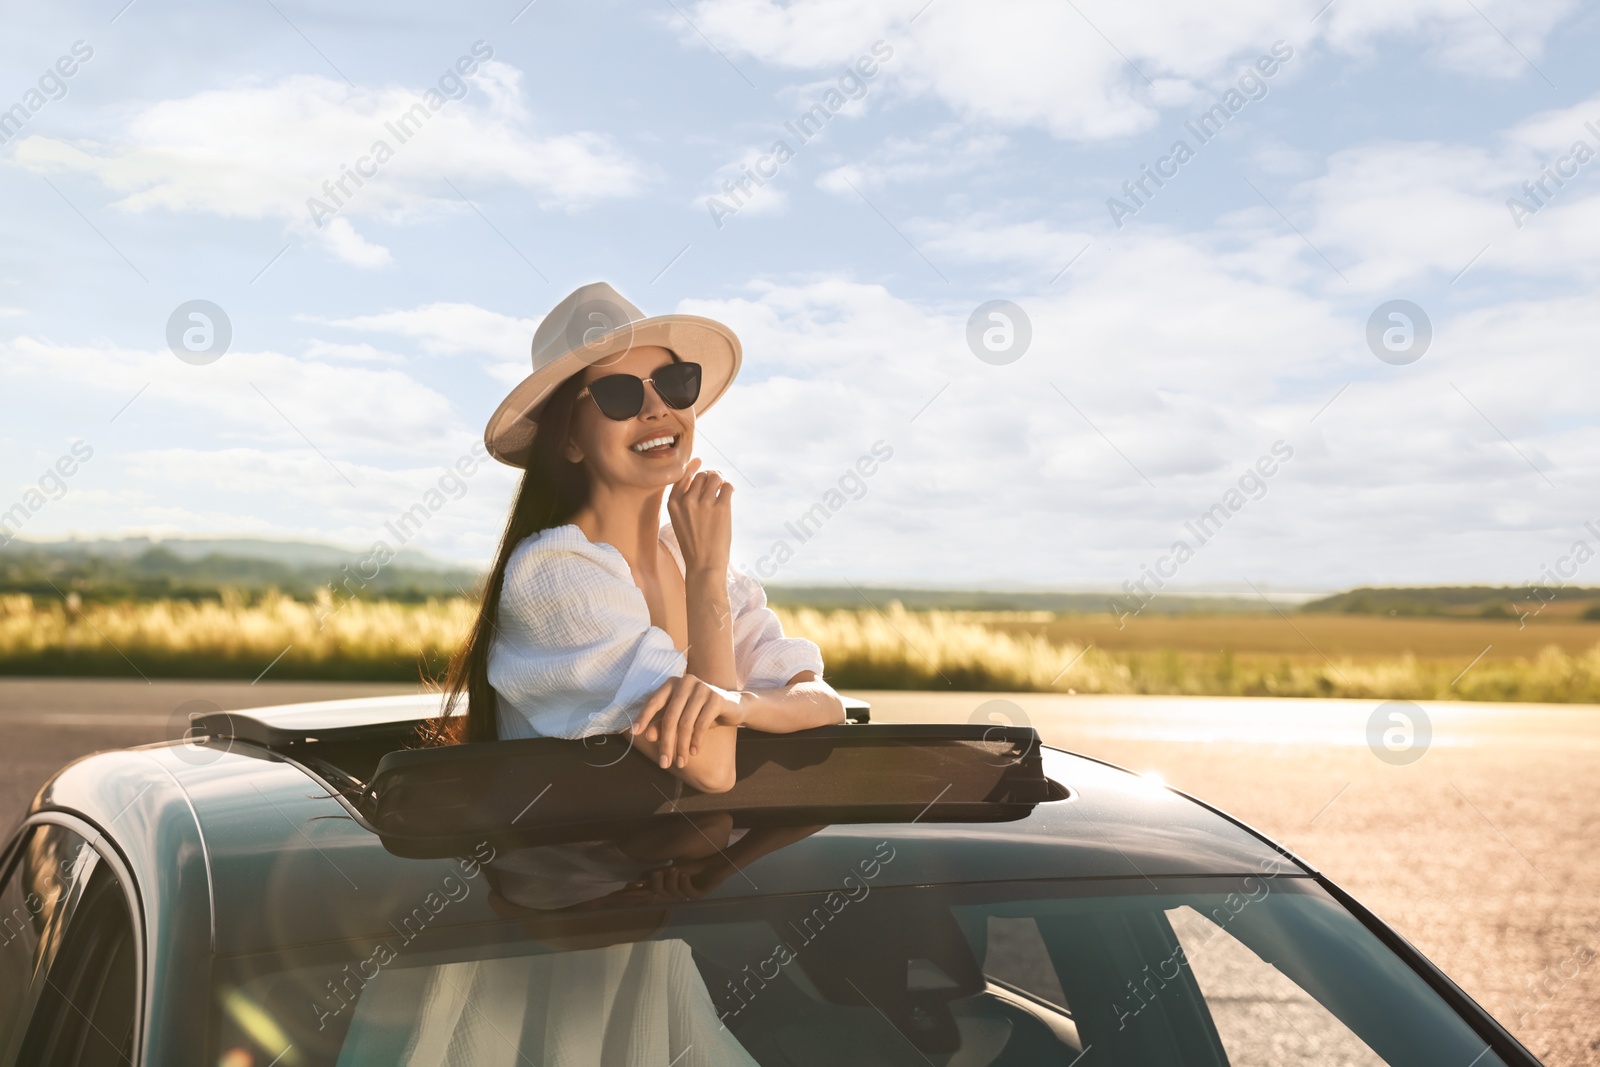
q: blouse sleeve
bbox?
[727,566,825,690]
[488,530,686,739]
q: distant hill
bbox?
[1302,585,1600,619]
[0,537,482,603]
[16,535,467,572]
[764,586,1287,614]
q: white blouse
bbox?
[488,522,824,740]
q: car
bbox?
[0,693,1542,1066]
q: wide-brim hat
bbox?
[485,281,742,467]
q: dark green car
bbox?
[0,694,1541,1066]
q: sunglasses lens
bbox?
[653,362,702,409]
[587,374,645,420]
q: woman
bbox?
[433,282,845,793]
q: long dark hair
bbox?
[420,373,590,745]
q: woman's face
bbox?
[564,344,694,492]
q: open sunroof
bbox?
[371,724,1069,858]
[193,694,871,749]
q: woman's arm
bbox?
[632,567,743,790]
[630,460,742,791]
[631,669,844,793]
[633,464,844,790]
[671,459,738,689]
[630,674,739,792]
[732,671,845,733]
[626,553,743,791]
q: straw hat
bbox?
[484,281,742,467]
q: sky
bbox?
[2,0,1598,593]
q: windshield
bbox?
[208,871,1508,1067]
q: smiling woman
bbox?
[423,282,845,793]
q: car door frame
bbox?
[0,813,146,1067]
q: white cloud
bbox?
[678,79,1600,582]
[815,124,1008,193]
[700,152,791,220]
[1248,140,1320,178]
[1240,94,1600,289]
[0,328,519,560]
[1316,0,1571,79]
[684,229,1597,585]
[913,216,1093,273]
[868,89,1600,294]
[6,1,1596,587]
[319,216,393,268]
[675,0,1576,142]
[0,335,464,461]
[299,339,407,364]
[9,61,645,265]
[308,300,535,382]
[29,444,512,565]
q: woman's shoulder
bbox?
[509,523,618,562]
[503,525,632,598]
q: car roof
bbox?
[33,696,1305,957]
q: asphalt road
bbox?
[1,679,1595,1065]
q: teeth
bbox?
[631,435,676,453]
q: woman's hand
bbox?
[632,673,746,769]
[634,854,737,900]
[667,458,733,580]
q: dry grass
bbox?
[3,593,1599,702]
[774,604,1600,703]
[1006,611,1600,659]
[0,592,472,681]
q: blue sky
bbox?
[2,0,1598,592]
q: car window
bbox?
[1167,903,1385,1066]
[0,825,95,1053]
[16,864,138,1067]
[982,915,1070,1008]
[209,875,1513,1067]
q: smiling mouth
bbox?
[631,434,678,454]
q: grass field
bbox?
[0,592,470,682]
[4,592,1599,702]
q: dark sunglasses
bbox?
[576,361,702,421]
